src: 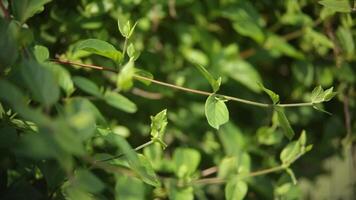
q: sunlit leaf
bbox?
[225,179,248,200]
[76,39,122,62]
[205,94,229,129]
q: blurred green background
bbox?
[0,0,355,199]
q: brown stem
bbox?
[50,59,316,108]
[194,165,285,185]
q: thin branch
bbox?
[96,140,154,162]
[50,59,316,109]
[0,0,10,19]
[194,165,285,185]
[201,166,218,177]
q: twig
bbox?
[194,165,285,185]
[51,59,317,109]
[201,166,218,177]
[132,87,163,99]
[95,140,154,162]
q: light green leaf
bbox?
[218,156,238,179]
[225,179,248,200]
[337,26,355,59]
[173,148,201,178]
[276,108,295,140]
[73,76,102,98]
[280,141,300,165]
[127,43,140,61]
[11,0,52,23]
[258,83,280,104]
[205,94,229,129]
[76,39,122,62]
[150,109,168,148]
[257,126,283,145]
[169,185,194,200]
[319,0,351,13]
[117,60,135,91]
[21,60,60,107]
[194,64,221,92]
[103,91,137,113]
[34,45,49,63]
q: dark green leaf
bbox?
[276,108,295,140]
[205,94,229,129]
[0,20,19,70]
[74,169,105,193]
[11,0,52,23]
[21,60,60,107]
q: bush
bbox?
[0,0,355,200]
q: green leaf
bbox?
[258,83,280,104]
[103,91,137,113]
[223,2,264,43]
[264,34,304,59]
[280,131,309,165]
[136,154,160,187]
[150,109,168,148]
[280,141,300,165]
[257,126,283,145]
[319,0,351,13]
[34,45,49,63]
[276,108,295,140]
[117,60,135,91]
[11,0,52,23]
[76,39,122,62]
[49,64,75,97]
[0,20,19,70]
[194,64,221,92]
[169,185,194,200]
[225,179,248,200]
[310,86,337,104]
[127,43,140,61]
[118,18,138,39]
[115,176,145,200]
[21,60,60,107]
[218,156,238,179]
[110,135,160,187]
[173,148,201,178]
[223,59,262,93]
[73,76,102,98]
[74,169,105,193]
[205,94,229,129]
